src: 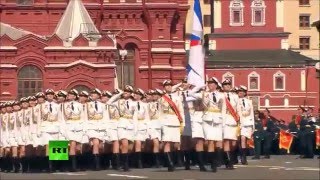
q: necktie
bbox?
[242,99,246,107]
[186,91,189,97]
[71,102,74,111]
[169,94,172,99]
[137,102,140,110]
[126,101,129,109]
[95,101,98,111]
[212,92,217,103]
[156,102,159,110]
[227,93,230,102]
[49,103,52,113]
[182,92,186,101]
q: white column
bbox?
[276,0,284,28]
[214,0,222,29]
[301,70,306,91]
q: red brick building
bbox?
[200,0,319,121]
[0,0,188,100]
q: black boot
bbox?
[47,157,55,173]
[176,151,184,167]
[153,153,161,168]
[232,150,239,164]
[225,152,234,170]
[69,155,78,172]
[184,151,191,170]
[112,153,120,170]
[13,157,21,173]
[209,152,217,173]
[165,152,175,172]
[135,152,143,169]
[241,148,248,165]
[197,151,207,172]
[93,154,100,171]
[121,153,129,172]
[216,148,224,167]
[21,157,29,173]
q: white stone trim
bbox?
[138,65,185,70]
[264,97,270,107]
[281,39,289,50]
[45,60,116,68]
[276,0,284,28]
[44,46,116,51]
[0,64,17,68]
[301,70,306,91]
[251,0,266,26]
[185,40,190,51]
[284,97,289,107]
[0,46,17,50]
[222,72,235,87]
[208,40,216,50]
[151,48,172,52]
[214,0,222,28]
[229,0,244,27]
[248,71,260,91]
[273,70,286,91]
[172,49,186,53]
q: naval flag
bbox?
[187,0,205,87]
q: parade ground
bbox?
[0,155,319,180]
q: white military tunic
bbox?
[39,101,62,145]
[134,101,150,141]
[8,112,18,147]
[22,108,33,146]
[63,101,85,143]
[104,100,120,143]
[0,113,9,148]
[30,105,42,146]
[15,110,25,146]
[191,90,224,141]
[223,92,239,140]
[238,97,254,139]
[80,103,89,144]
[160,93,184,143]
[86,100,108,141]
[118,98,136,142]
[147,100,162,140]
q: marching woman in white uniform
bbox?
[18,98,30,172]
[22,97,34,172]
[77,91,90,170]
[107,85,136,172]
[222,79,239,169]
[39,89,62,172]
[63,89,84,171]
[237,85,254,165]
[132,88,150,168]
[1,103,10,172]
[8,101,19,172]
[160,80,185,172]
[189,77,225,172]
[148,89,163,168]
[86,88,107,171]
[106,90,121,170]
[56,90,68,141]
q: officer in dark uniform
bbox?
[264,108,278,159]
[252,110,264,159]
[298,107,314,158]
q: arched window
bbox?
[229,0,244,26]
[222,72,235,87]
[273,71,286,91]
[115,43,135,89]
[72,85,90,93]
[248,71,260,91]
[18,65,43,98]
[251,0,266,26]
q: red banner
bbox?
[247,138,254,148]
[316,129,320,149]
[225,97,239,122]
[162,95,183,123]
[279,130,294,153]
